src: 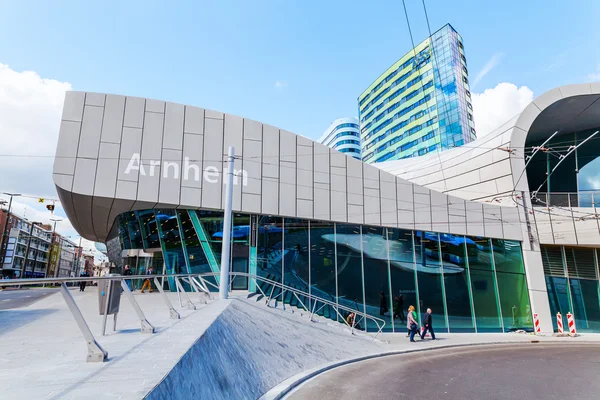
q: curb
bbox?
[260,338,595,400]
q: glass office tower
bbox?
[359,24,476,164]
[318,117,361,159]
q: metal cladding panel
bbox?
[397,180,414,229]
[243,118,262,141]
[180,187,202,208]
[182,133,204,189]
[279,130,296,217]
[141,112,164,161]
[346,157,363,206]
[330,163,347,223]
[430,190,449,234]
[363,165,381,226]
[163,102,185,150]
[314,184,330,221]
[137,160,160,203]
[116,180,137,201]
[159,148,182,205]
[262,125,279,179]
[53,173,73,192]
[500,206,522,241]
[223,114,244,211]
[94,142,120,198]
[447,196,467,235]
[466,201,484,237]
[262,178,279,215]
[85,92,105,107]
[184,106,205,135]
[117,127,143,182]
[297,198,313,219]
[123,97,145,128]
[54,120,80,175]
[242,140,262,196]
[296,143,313,201]
[72,158,97,196]
[91,196,113,240]
[413,186,431,232]
[313,144,330,184]
[100,94,125,144]
[146,99,165,113]
[62,91,85,122]
[201,117,224,209]
[380,172,397,227]
[483,203,503,238]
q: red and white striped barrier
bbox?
[556,312,563,334]
[533,313,541,334]
[567,312,577,335]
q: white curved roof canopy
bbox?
[53,92,522,243]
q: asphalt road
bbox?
[287,343,600,400]
[0,288,59,310]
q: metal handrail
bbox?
[533,191,600,208]
[0,271,387,362]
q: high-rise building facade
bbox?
[317,117,361,159]
[359,24,476,164]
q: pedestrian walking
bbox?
[407,305,419,342]
[420,308,436,340]
[379,291,388,316]
[140,267,153,293]
[123,265,133,290]
[79,271,88,292]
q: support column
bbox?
[219,146,235,300]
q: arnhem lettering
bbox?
[124,153,248,186]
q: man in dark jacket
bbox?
[123,265,133,290]
[420,308,436,340]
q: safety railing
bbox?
[0,271,385,363]
[533,191,600,208]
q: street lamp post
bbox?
[47,218,62,279]
[0,193,21,269]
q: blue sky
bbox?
[1,0,598,140]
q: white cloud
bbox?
[0,63,72,198]
[274,80,288,89]
[472,52,504,89]
[588,65,600,82]
[0,65,108,263]
[472,82,534,138]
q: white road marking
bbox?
[25,296,31,298]
[1,299,10,302]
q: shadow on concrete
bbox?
[0,308,59,336]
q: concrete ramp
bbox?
[147,298,384,399]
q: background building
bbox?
[0,213,51,278]
[359,24,476,164]
[317,117,361,159]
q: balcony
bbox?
[532,192,600,208]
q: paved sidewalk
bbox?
[0,287,227,399]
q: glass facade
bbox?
[117,209,533,333]
[359,24,475,164]
[542,245,600,332]
[527,129,600,207]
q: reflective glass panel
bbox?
[493,240,525,274]
[230,214,249,290]
[257,216,284,297]
[496,271,533,331]
[546,276,571,331]
[414,232,447,331]
[467,237,502,332]
[440,234,475,332]
[283,218,311,307]
[362,226,393,332]
[389,228,416,333]
[309,220,336,321]
[569,278,600,332]
[335,224,365,327]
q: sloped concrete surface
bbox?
[147,298,386,399]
